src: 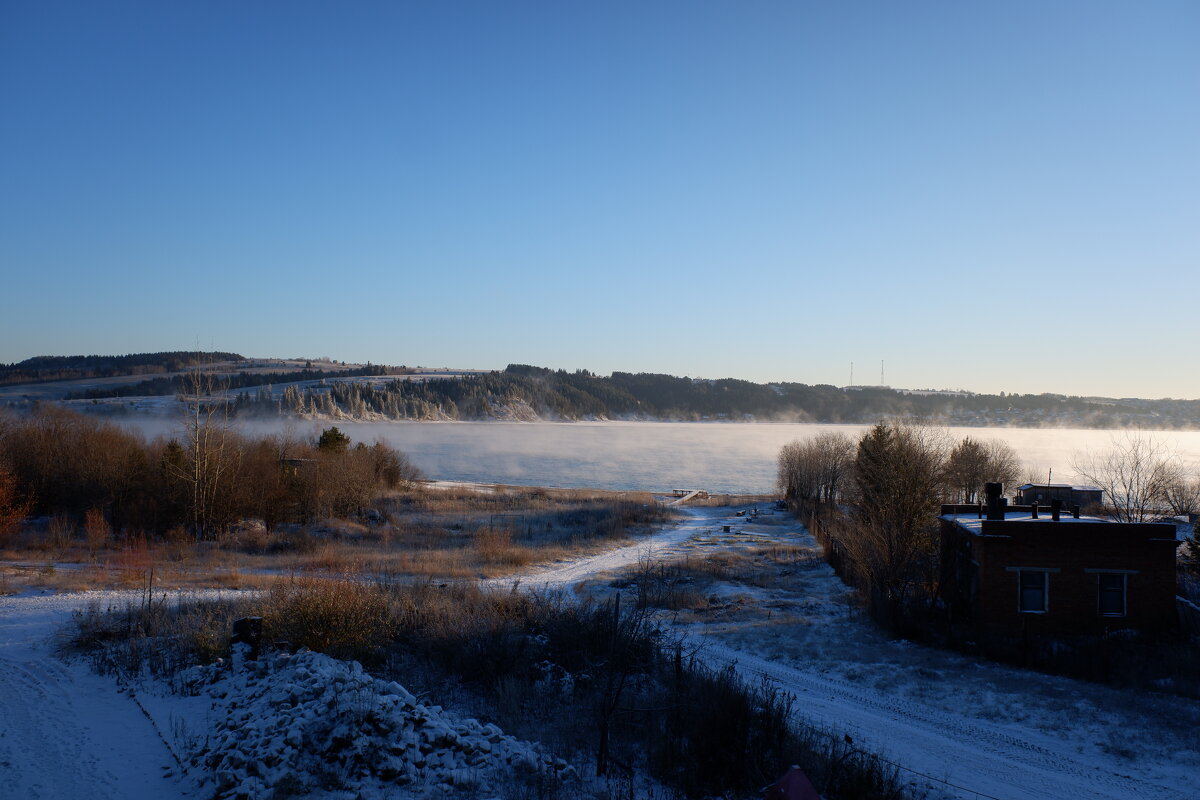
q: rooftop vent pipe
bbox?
[984,482,1004,521]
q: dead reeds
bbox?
[65,577,907,800]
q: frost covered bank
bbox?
[181,649,572,799]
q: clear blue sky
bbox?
[2,1,1197,397]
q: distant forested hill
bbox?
[11,353,1198,427]
[0,351,244,386]
[65,364,401,400]
[235,364,1200,428]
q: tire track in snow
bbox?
[698,633,1193,800]
[0,655,118,800]
[0,592,192,800]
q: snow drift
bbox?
[180,648,572,799]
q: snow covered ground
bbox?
[1,506,1197,800]
[178,649,571,799]
[0,590,574,799]
[608,508,1200,800]
[486,505,1200,800]
[0,591,188,799]
[484,506,713,591]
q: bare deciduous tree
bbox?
[1164,476,1200,517]
[0,467,31,545]
[1183,529,1200,575]
[1070,432,1183,523]
[942,437,1021,503]
[84,507,111,555]
[171,369,240,540]
[369,439,422,489]
[593,592,654,777]
[777,432,855,506]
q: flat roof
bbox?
[942,510,1108,532]
[1015,483,1102,492]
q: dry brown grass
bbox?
[0,486,672,587]
[687,493,777,508]
[64,577,907,800]
[0,544,276,593]
[36,565,112,592]
[403,484,659,513]
[260,576,393,660]
[677,545,819,585]
[618,543,824,613]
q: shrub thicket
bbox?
[67,579,906,800]
[0,407,421,540]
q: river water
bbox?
[317,421,1200,494]
[117,417,1200,494]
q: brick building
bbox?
[939,486,1177,637]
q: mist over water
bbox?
[113,418,1200,494]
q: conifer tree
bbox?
[318,426,351,453]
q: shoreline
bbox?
[63,407,1200,435]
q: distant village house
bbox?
[1015,483,1104,508]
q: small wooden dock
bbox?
[669,489,709,506]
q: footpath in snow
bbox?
[484,505,711,590]
[0,591,187,800]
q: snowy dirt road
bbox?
[485,506,712,590]
[0,592,190,800]
[703,643,1193,800]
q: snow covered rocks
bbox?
[180,650,571,799]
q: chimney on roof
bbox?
[984,482,1004,521]
[1051,498,1062,522]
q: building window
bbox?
[1098,573,1127,617]
[1018,570,1049,613]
